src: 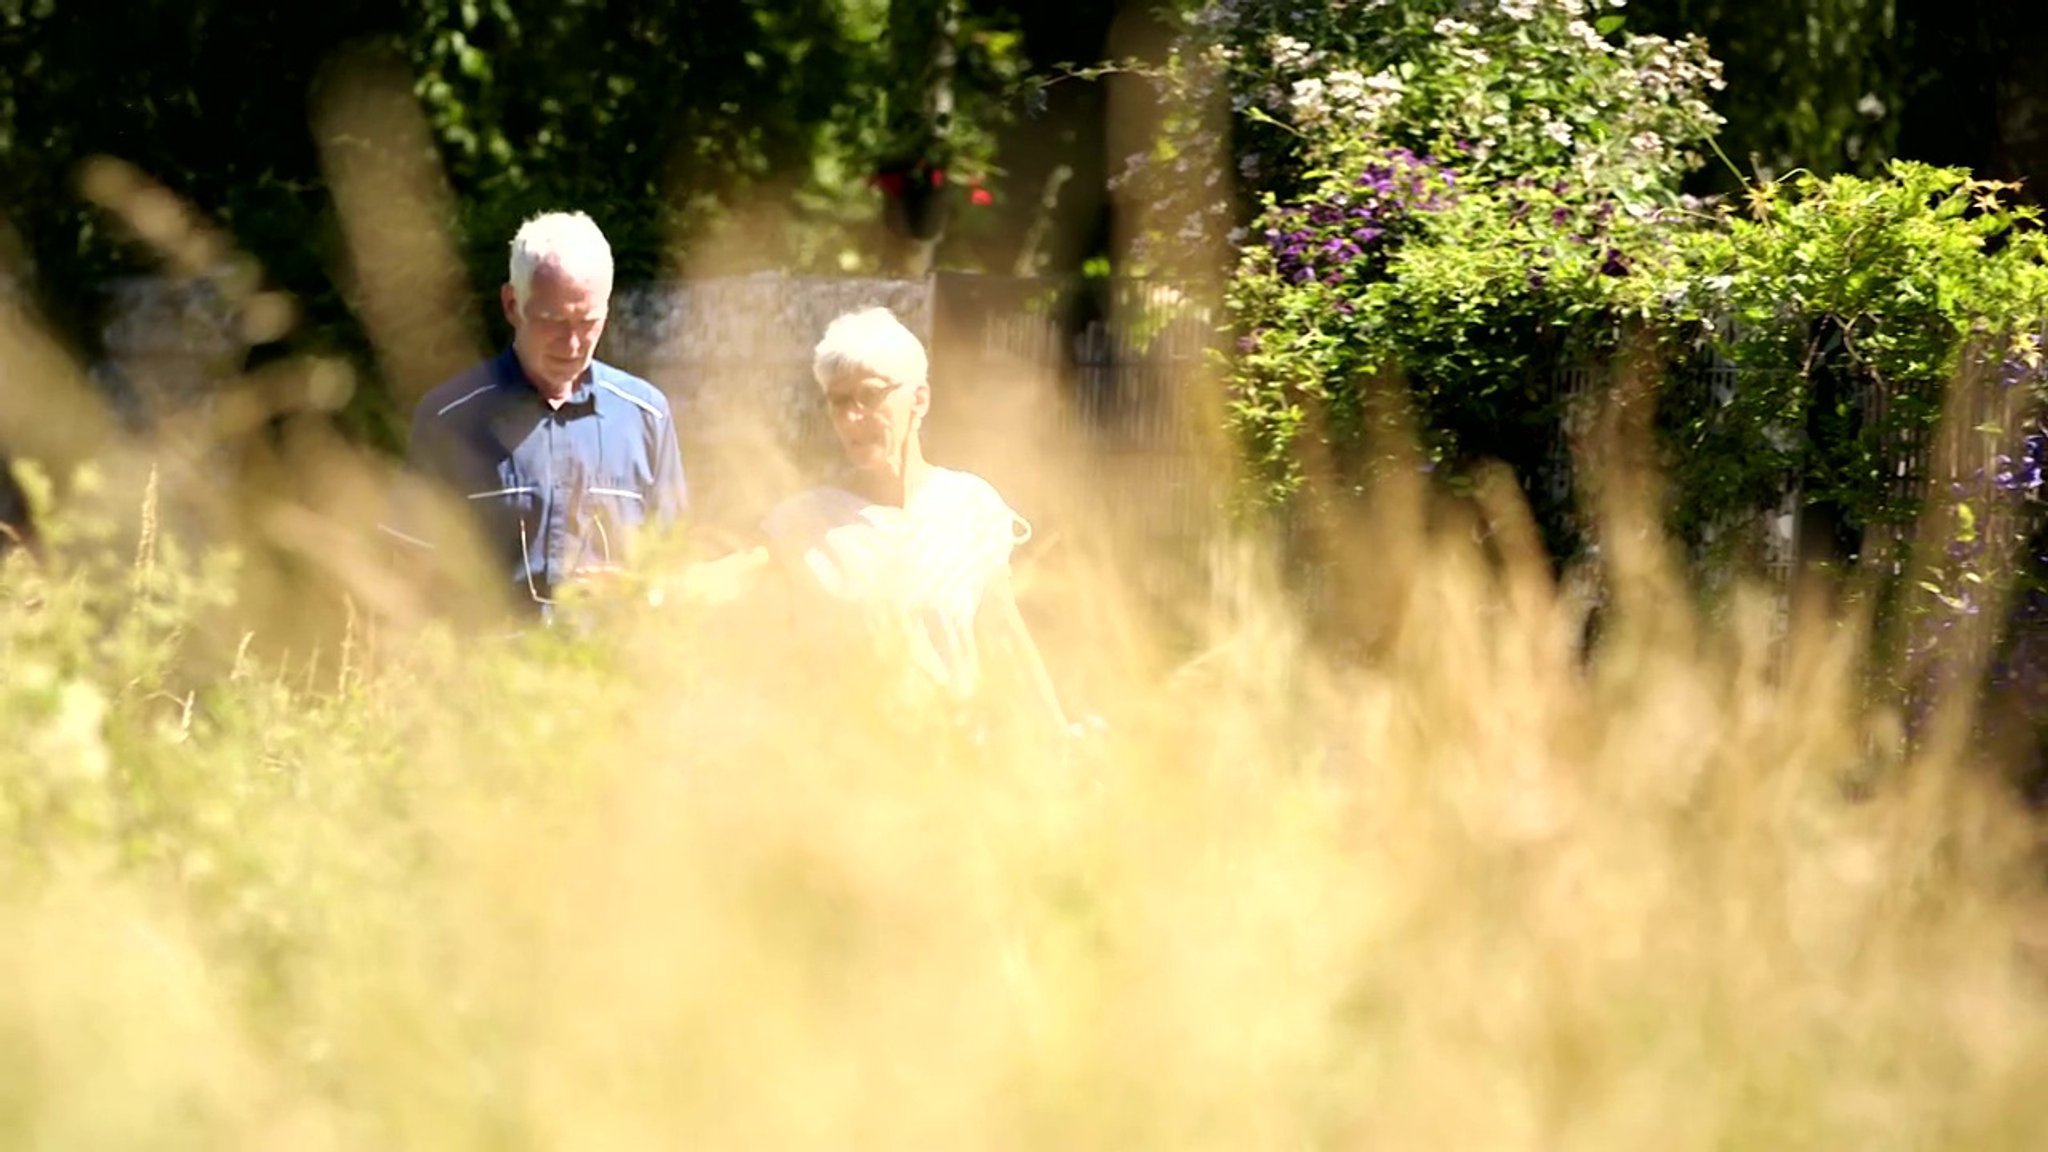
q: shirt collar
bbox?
[494,346,601,413]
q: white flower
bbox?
[1500,0,1538,19]
[1326,68,1366,104]
[1567,20,1611,53]
[1365,69,1405,93]
[1270,34,1315,70]
[1289,77,1328,121]
[1543,120,1575,146]
[1630,130,1664,153]
[1433,18,1478,37]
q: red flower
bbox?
[969,187,993,206]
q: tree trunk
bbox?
[882,0,960,278]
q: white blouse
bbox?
[759,468,1032,697]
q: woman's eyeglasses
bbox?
[825,379,903,417]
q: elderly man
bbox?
[391,211,687,618]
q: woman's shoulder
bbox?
[930,468,1031,546]
[929,467,1010,512]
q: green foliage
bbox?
[1627,0,1903,187]
[1669,162,2048,544]
[1215,4,1726,557]
[1215,0,2048,596]
[0,0,1033,446]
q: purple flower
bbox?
[1600,248,1630,276]
[1998,353,2046,393]
[1994,428,2048,492]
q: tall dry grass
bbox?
[3,55,2048,1152]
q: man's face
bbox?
[824,374,926,473]
[502,258,609,397]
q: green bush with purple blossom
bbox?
[1213,2,1725,549]
[1212,4,2048,612]
[1227,140,1702,545]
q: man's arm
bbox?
[378,399,455,554]
[378,403,438,551]
[660,544,771,608]
[649,399,689,528]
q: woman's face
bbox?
[824,373,927,473]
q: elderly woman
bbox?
[679,306,1070,737]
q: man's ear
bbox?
[500,284,520,327]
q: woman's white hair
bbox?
[811,306,929,391]
[508,211,613,312]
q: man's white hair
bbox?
[508,211,613,311]
[812,306,929,391]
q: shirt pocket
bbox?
[573,478,650,571]
[465,473,541,552]
[582,478,649,530]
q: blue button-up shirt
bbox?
[395,347,688,613]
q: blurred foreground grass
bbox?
[5,408,2048,1149]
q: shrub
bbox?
[1213,5,2048,628]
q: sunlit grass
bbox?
[3,54,2048,1152]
